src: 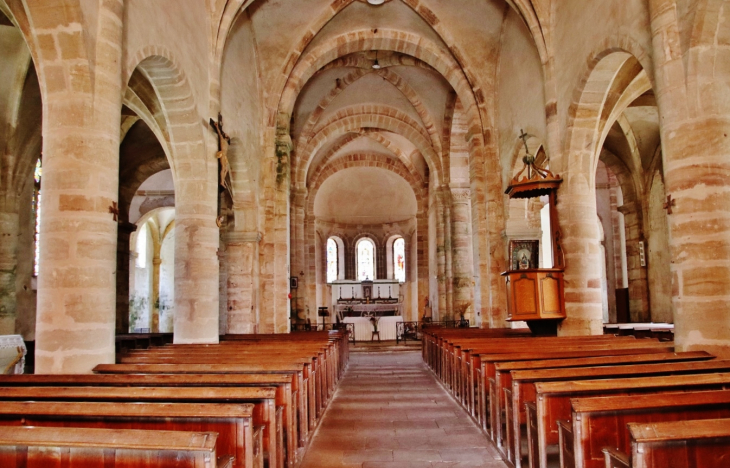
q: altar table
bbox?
[343,316,403,342]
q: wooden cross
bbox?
[108,201,119,222]
[663,194,676,214]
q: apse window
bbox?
[357,238,375,281]
[393,237,405,283]
[327,238,338,283]
[32,158,42,277]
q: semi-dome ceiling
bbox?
[313,167,417,224]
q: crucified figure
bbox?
[209,113,231,192]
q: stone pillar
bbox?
[649,0,730,356]
[451,188,474,315]
[435,188,447,319]
[617,201,649,322]
[258,113,291,333]
[35,0,124,373]
[442,187,454,319]
[225,231,261,334]
[0,194,20,334]
[290,188,307,321]
[115,221,136,334]
[416,211,428,321]
[468,135,506,328]
[151,256,161,332]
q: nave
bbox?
[301,347,505,468]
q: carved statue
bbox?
[209,113,231,192]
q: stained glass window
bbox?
[32,159,42,276]
[394,238,405,282]
[357,238,375,281]
[326,238,338,283]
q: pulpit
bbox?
[503,134,566,333]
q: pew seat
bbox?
[0,425,228,468]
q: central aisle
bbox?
[300,348,507,468]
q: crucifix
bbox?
[209,113,232,193]
[108,201,119,222]
[209,113,232,227]
[663,194,676,214]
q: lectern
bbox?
[502,134,566,334]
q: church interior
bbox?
[1,0,730,467]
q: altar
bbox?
[334,303,401,319]
[342,316,403,341]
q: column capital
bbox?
[451,188,471,203]
[225,230,262,245]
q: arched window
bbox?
[326,238,338,283]
[32,158,42,277]
[393,237,405,283]
[357,238,375,281]
[136,223,148,269]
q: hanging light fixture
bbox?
[372,50,381,69]
[367,0,386,4]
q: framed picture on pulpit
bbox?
[509,240,539,270]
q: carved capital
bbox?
[225,231,263,245]
[451,188,471,203]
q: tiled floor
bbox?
[299,348,506,468]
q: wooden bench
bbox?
[606,418,730,468]
[473,346,681,433]
[529,371,730,468]
[0,425,228,468]
[563,389,730,468]
[0,386,281,468]
[506,358,730,468]
[0,401,258,468]
[473,342,677,443]
[93,362,313,445]
[490,349,697,443]
[0,373,298,467]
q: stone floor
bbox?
[299,346,506,468]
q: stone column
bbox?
[225,231,261,334]
[442,187,454,319]
[151,256,161,332]
[34,0,124,373]
[451,188,474,316]
[617,201,649,322]
[115,221,136,334]
[435,188,447,319]
[0,193,20,334]
[649,0,730,356]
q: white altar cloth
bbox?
[343,316,403,341]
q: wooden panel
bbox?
[513,276,538,316]
[540,275,561,314]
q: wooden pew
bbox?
[0,425,228,468]
[121,348,332,415]
[564,390,730,468]
[0,373,298,467]
[439,336,649,412]
[529,371,730,468]
[0,401,258,468]
[93,362,313,444]
[0,386,280,468]
[486,347,690,444]
[458,338,658,412]
[506,358,730,468]
[472,341,677,442]
[473,346,681,433]
[608,418,730,468]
